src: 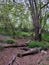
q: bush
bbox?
[0,38,16,44]
[21,32,31,37]
[16,31,32,38]
[0,46,4,51]
[42,33,49,42]
[28,40,49,49]
[6,39,16,44]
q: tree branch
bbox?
[41,2,49,9]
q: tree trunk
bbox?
[29,0,42,41]
[34,27,41,41]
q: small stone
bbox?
[41,50,47,55]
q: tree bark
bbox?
[34,27,41,41]
[29,0,41,41]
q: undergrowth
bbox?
[40,64,49,65]
[0,46,4,51]
[0,29,32,38]
[6,39,16,44]
[28,40,49,49]
[0,39,16,44]
[16,31,32,38]
[42,33,49,42]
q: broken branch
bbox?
[41,2,49,9]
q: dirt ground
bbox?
[0,35,49,65]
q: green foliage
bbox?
[0,2,32,32]
[0,39,5,43]
[28,40,49,49]
[0,37,16,44]
[0,1,49,41]
[0,46,4,51]
[28,41,44,48]
[46,57,49,61]
[42,33,49,42]
[20,32,31,37]
[6,39,16,44]
[46,13,49,18]
[16,31,32,38]
[0,28,12,36]
[40,64,49,65]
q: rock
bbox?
[41,50,47,55]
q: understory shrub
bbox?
[6,39,16,44]
[28,40,49,49]
[42,33,49,42]
[0,39,16,44]
[0,46,4,51]
[16,31,32,38]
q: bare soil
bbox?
[0,35,49,65]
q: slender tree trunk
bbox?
[33,15,41,41]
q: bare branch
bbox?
[41,2,49,9]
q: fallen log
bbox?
[20,47,30,51]
[17,47,42,57]
[0,44,27,48]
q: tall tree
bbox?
[29,0,41,41]
[28,0,49,41]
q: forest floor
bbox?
[0,35,49,65]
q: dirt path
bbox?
[0,35,49,65]
[0,35,10,40]
[0,47,49,65]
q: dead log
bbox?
[17,47,42,57]
[0,44,27,48]
[20,47,30,51]
[0,40,31,48]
